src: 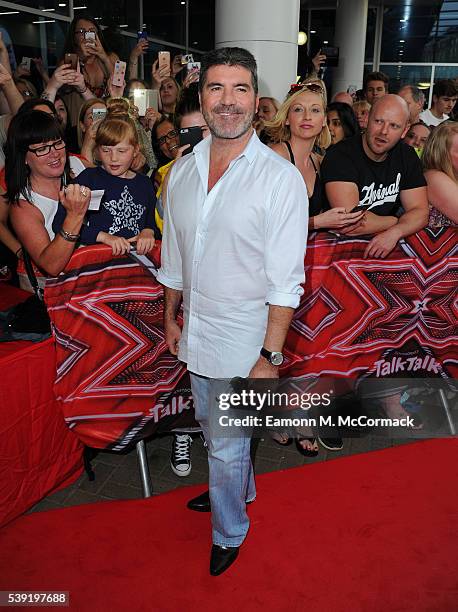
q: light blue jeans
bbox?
[190,373,256,548]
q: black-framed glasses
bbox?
[157,130,179,146]
[28,139,66,157]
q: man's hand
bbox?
[248,356,279,379]
[364,225,402,259]
[338,210,398,236]
[165,319,181,355]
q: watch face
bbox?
[271,352,284,366]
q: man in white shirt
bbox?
[158,47,308,576]
[419,79,457,127]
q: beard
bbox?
[203,103,255,140]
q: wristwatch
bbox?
[260,347,284,366]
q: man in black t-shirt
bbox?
[321,94,428,258]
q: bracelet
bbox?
[15,247,23,257]
[59,228,80,242]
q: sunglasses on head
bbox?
[288,82,324,96]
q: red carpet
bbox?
[1,439,457,612]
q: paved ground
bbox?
[30,432,419,513]
[29,388,456,514]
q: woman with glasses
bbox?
[59,15,118,130]
[152,116,180,180]
[5,110,90,290]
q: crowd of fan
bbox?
[0,14,457,472]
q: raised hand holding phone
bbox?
[158,51,171,77]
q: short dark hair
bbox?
[5,111,64,205]
[327,101,359,139]
[432,79,457,99]
[199,47,258,95]
[363,71,389,92]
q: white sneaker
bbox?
[171,434,192,477]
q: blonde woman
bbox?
[422,121,458,228]
[266,80,364,231]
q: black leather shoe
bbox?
[210,544,239,576]
[187,490,255,512]
[187,490,210,512]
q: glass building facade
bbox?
[304,1,458,105]
[0,0,456,105]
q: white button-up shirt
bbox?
[157,130,308,378]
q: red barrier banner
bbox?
[45,244,197,450]
[285,228,457,390]
[45,228,457,449]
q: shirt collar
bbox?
[194,128,260,166]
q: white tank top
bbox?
[29,190,58,240]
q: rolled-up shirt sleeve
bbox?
[264,166,308,308]
[157,181,183,291]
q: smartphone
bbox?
[158,51,171,77]
[181,53,193,65]
[84,31,96,45]
[137,30,148,42]
[179,126,204,155]
[111,60,127,87]
[351,204,370,213]
[321,46,339,67]
[187,61,200,77]
[20,57,31,72]
[92,107,107,122]
[133,89,158,115]
[64,53,78,70]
